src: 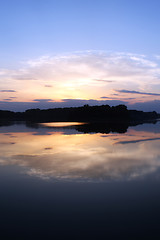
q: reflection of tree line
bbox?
[76,122,129,134]
[0,104,158,127]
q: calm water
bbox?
[1,121,160,239]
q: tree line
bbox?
[0,104,158,123]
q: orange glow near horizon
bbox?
[1,81,160,105]
[1,52,160,108]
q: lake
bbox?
[0,121,160,239]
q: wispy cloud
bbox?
[33,99,54,102]
[100,96,110,99]
[12,76,37,80]
[115,138,160,144]
[0,90,16,92]
[44,85,53,88]
[0,51,160,105]
[10,51,160,86]
[100,95,135,100]
[116,89,160,96]
[93,79,115,83]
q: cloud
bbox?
[100,96,135,101]
[93,79,115,83]
[2,97,17,102]
[100,96,110,99]
[44,85,53,88]
[1,97,160,112]
[61,98,125,107]
[116,89,160,96]
[0,90,16,92]
[7,51,160,88]
[12,76,37,80]
[0,99,126,111]
[33,99,54,102]
[0,142,16,145]
[128,100,160,112]
[1,51,160,109]
[115,137,160,144]
[26,52,157,81]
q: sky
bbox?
[1,0,160,112]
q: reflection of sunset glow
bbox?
[1,126,160,181]
[40,122,84,127]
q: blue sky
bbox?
[1,0,160,111]
[1,0,160,65]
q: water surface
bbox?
[0,121,160,239]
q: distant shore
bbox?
[0,104,159,124]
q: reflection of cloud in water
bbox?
[44,147,53,150]
[115,137,160,144]
[0,142,16,145]
[0,128,160,181]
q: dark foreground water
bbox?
[1,121,160,239]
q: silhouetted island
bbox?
[0,104,158,124]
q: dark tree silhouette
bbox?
[0,104,158,124]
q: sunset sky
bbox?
[1,0,160,111]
